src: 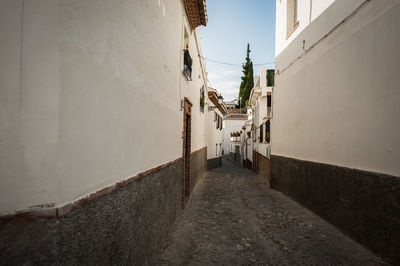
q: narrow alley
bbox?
[157,158,386,265]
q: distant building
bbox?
[222,114,247,158]
[206,88,226,169]
[240,111,253,170]
[229,131,241,161]
[242,67,273,183]
[223,99,238,110]
[273,0,400,263]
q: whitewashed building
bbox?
[272,0,400,263]
[222,113,248,158]
[223,99,237,110]
[240,111,253,170]
[206,87,226,169]
[0,0,211,264]
[245,68,274,183]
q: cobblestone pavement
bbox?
[157,157,388,265]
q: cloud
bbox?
[207,67,242,101]
[213,80,240,101]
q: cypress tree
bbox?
[242,61,254,103]
[238,43,252,106]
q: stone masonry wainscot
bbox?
[0,148,207,265]
[271,155,400,264]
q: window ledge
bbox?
[286,21,299,40]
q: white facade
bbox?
[206,108,223,160]
[222,115,247,154]
[249,68,273,159]
[275,0,335,56]
[0,0,209,215]
[273,0,400,176]
[223,100,237,110]
[206,88,225,160]
[240,117,253,164]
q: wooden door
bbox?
[182,97,192,208]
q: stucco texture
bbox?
[273,0,400,176]
[0,0,208,214]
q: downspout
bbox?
[179,10,185,110]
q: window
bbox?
[259,124,264,143]
[266,120,271,143]
[219,117,222,130]
[182,29,192,80]
[286,0,299,38]
[214,112,217,122]
[216,115,219,129]
[216,144,218,156]
[200,86,205,111]
[267,69,275,87]
[267,95,272,107]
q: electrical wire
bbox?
[200,56,275,67]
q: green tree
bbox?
[242,61,254,103]
[238,44,254,106]
[238,43,252,106]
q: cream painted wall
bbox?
[0,0,208,214]
[275,0,336,56]
[206,104,223,160]
[273,0,400,176]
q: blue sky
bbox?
[200,0,276,101]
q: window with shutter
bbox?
[266,120,271,143]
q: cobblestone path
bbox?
[157,157,387,265]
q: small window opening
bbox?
[286,0,298,38]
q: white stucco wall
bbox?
[240,123,253,162]
[273,0,400,176]
[275,0,336,56]
[222,118,247,154]
[0,0,208,214]
[251,90,272,158]
[206,104,223,160]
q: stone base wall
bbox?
[0,160,183,265]
[190,147,207,193]
[253,151,270,186]
[244,159,252,170]
[207,156,222,170]
[271,155,400,264]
